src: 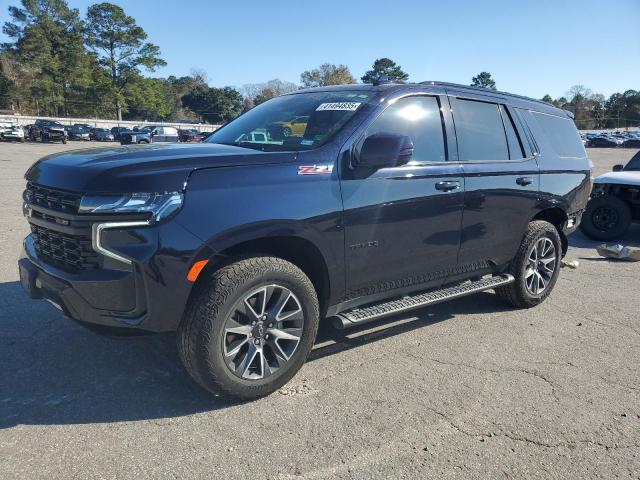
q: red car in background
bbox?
[178,129,202,142]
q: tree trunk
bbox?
[116,97,122,121]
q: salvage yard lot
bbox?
[0,143,638,479]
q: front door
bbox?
[341,94,464,303]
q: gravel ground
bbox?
[0,142,638,479]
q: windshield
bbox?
[207,90,374,151]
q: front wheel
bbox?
[496,220,562,308]
[178,256,319,400]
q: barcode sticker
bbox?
[316,102,362,112]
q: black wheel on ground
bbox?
[177,256,320,400]
[138,139,149,144]
[579,195,632,241]
[40,133,46,143]
[496,220,562,309]
[62,137,67,144]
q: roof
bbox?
[287,81,568,116]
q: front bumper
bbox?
[19,219,206,332]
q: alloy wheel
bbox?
[525,237,556,295]
[222,285,304,380]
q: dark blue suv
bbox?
[19,82,591,399]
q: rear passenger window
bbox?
[500,106,525,159]
[531,112,585,158]
[451,98,509,161]
[361,95,446,163]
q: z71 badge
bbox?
[298,164,334,175]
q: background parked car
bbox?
[28,119,67,143]
[90,127,115,141]
[110,126,131,140]
[580,151,640,240]
[67,125,91,141]
[0,123,25,142]
[588,136,621,148]
[120,125,179,145]
[178,128,201,142]
[622,138,640,148]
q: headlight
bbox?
[79,192,183,222]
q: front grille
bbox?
[30,224,99,272]
[26,183,81,214]
[26,183,98,272]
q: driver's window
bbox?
[153,127,163,135]
[359,96,446,163]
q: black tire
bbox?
[138,139,149,144]
[178,256,319,400]
[496,220,562,308]
[579,195,632,241]
[62,137,67,144]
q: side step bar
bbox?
[332,274,514,329]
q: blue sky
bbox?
[1,0,638,98]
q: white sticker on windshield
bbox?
[316,102,362,112]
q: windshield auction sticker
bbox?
[316,102,362,111]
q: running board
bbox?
[332,274,514,329]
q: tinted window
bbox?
[626,151,640,171]
[500,105,525,159]
[532,112,585,158]
[360,96,446,163]
[452,98,509,161]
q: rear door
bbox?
[448,92,540,270]
[342,93,464,303]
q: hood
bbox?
[25,143,296,193]
[594,170,640,186]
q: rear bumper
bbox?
[19,220,206,332]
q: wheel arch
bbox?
[532,207,568,255]
[190,235,332,316]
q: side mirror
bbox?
[612,164,624,172]
[356,133,414,170]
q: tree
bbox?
[361,58,409,84]
[2,0,96,116]
[182,85,244,124]
[247,78,298,106]
[85,2,166,120]
[471,71,496,90]
[300,63,356,88]
[541,94,553,104]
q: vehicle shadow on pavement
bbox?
[0,281,511,428]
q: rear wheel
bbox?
[178,256,319,400]
[496,220,562,308]
[580,195,631,241]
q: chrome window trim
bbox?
[92,221,150,265]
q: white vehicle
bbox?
[0,123,25,142]
[580,151,640,240]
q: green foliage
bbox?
[361,58,409,84]
[182,86,244,124]
[2,0,96,116]
[85,2,166,119]
[300,63,356,88]
[471,71,496,90]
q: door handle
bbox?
[435,181,460,192]
[516,176,533,186]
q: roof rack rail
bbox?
[418,81,552,108]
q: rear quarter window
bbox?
[531,112,585,158]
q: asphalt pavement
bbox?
[0,141,638,479]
